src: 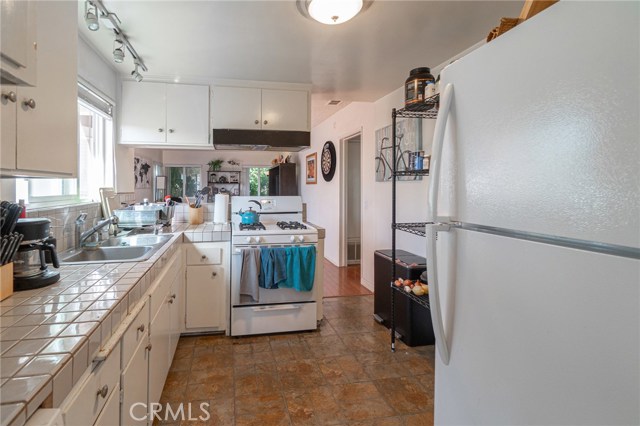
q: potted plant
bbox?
[208,159,223,171]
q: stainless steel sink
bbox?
[61,246,154,263]
[60,233,173,264]
[99,234,172,248]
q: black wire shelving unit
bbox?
[390,94,438,352]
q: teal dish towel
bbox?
[259,247,288,289]
[279,246,316,292]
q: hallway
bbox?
[323,259,371,298]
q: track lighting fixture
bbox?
[113,35,125,63]
[85,1,100,31]
[131,60,143,82]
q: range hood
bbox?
[212,129,310,151]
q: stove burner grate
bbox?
[239,222,266,231]
[276,221,307,230]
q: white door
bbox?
[211,86,261,130]
[185,265,226,329]
[0,85,17,169]
[121,81,167,144]
[261,89,308,131]
[148,295,170,406]
[166,84,209,146]
[94,380,121,426]
[16,0,76,175]
[121,338,150,426]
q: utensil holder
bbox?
[189,206,204,225]
[0,263,14,301]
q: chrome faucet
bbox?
[78,215,119,248]
[75,213,88,249]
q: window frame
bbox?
[246,166,270,197]
[165,165,202,199]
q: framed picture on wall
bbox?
[306,153,317,184]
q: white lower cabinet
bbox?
[61,342,121,426]
[94,380,120,426]
[149,294,171,407]
[184,242,229,332]
[121,336,150,426]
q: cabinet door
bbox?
[261,89,309,131]
[94,380,121,426]
[121,338,150,426]
[185,265,226,330]
[211,86,261,130]
[0,85,17,169]
[0,0,37,86]
[168,270,183,356]
[121,81,167,144]
[148,295,171,406]
[16,0,77,175]
[166,84,210,146]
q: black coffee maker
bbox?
[13,218,60,290]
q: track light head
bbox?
[113,36,125,63]
[131,61,143,82]
[85,1,100,31]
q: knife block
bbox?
[0,263,14,301]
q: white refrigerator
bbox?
[426,2,639,425]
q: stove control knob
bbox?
[298,236,305,242]
[245,237,253,244]
[290,236,296,243]
[255,237,262,243]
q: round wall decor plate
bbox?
[321,141,336,182]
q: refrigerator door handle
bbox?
[426,222,451,365]
[427,83,454,365]
[427,83,454,223]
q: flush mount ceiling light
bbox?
[131,60,143,82]
[84,1,100,31]
[297,0,371,25]
[113,36,125,63]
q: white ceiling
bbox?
[79,0,523,126]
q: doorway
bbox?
[340,133,362,267]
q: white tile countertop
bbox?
[0,223,230,426]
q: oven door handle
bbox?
[233,245,316,254]
[251,304,302,312]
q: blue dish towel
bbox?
[259,247,288,289]
[279,246,316,292]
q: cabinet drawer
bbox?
[62,342,121,426]
[122,300,149,367]
[186,244,222,265]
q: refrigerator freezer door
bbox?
[437,1,639,248]
[434,228,639,425]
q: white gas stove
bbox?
[229,196,321,336]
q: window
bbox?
[15,82,114,204]
[166,166,201,199]
[248,167,269,196]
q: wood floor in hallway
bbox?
[322,259,372,298]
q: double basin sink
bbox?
[60,232,173,264]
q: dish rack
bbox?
[114,204,174,228]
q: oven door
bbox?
[231,244,318,307]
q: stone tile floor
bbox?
[156,295,435,425]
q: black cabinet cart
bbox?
[268,163,297,196]
[389,97,439,351]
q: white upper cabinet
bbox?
[166,84,210,145]
[120,82,210,147]
[121,81,167,144]
[211,86,309,132]
[211,86,261,130]
[1,0,77,177]
[0,0,37,86]
[262,89,309,131]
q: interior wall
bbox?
[297,102,375,282]
[133,148,163,202]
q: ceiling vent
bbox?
[327,100,342,106]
